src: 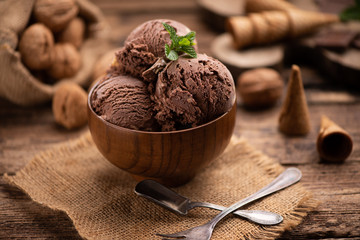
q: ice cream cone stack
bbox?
[262,11,290,42]
[226,16,254,49]
[227,1,340,49]
[278,65,311,135]
[246,0,296,13]
[317,115,353,163]
[286,9,340,37]
[249,13,269,44]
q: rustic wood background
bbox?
[1,0,360,239]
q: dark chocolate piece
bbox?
[315,30,357,52]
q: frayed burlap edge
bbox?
[224,140,320,240]
[4,132,320,240]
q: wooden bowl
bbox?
[87,85,236,187]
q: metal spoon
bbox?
[135,179,283,225]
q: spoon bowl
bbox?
[135,179,283,225]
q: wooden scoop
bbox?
[317,115,353,163]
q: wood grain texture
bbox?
[1,0,360,239]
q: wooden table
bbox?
[1,0,360,239]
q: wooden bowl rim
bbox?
[88,81,236,135]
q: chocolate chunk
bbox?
[315,30,357,52]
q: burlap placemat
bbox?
[4,131,318,240]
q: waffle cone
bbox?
[249,13,269,44]
[226,16,255,49]
[246,0,295,13]
[262,11,290,42]
[316,115,353,162]
[279,65,311,135]
[286,9,340,37]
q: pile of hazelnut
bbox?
[19,0,84,82]
[18,0,91,130]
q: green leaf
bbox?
[185,31,196,42]
[340,6,360,21]
[340,1,360,21]
[162,22,197,61]
[166,50,179,61]
[181,46,197,58]
[165,44,171,56]
[178,37,191,46]
[162,22,177,40]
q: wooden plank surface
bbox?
[1,0,360,239]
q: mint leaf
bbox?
[340,1,360,21]
[178,37,191,46]
[181,46,197,58]
[340,6,360,21]
[165,44,171,56]
[185,31,196,42]
[166,43,178,60]
[162,22,197,61]
[166,50,179,61]
[162,22,177,40]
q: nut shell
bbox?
[48,43,81,79]
[237,68,284,108]
[52,82,88,129]
[34,0,79,32]
[19,23,55,70]
[58,17,85,48]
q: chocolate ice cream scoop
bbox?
[91,76,155,131]
[154,54,236,131]
[115,19,197,81]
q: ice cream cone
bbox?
[248,13,270,44]
[262,11,290,42]
[286,9,340,37]
[278,65,311,135]
[246,0,295,13]
[317,115,353,163]
[226,16,255,49]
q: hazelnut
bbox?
[19,23,54,70]
[33,0,79,32]
[58,17,85,48]
[48,43,81,79]
[52,82,88,129]
[237,68,284,108]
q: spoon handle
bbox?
[209,167,302,228]
[189,201,283,225]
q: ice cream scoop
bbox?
[115,19,197,81]
[91,75,155,131]
[154,54,236,131]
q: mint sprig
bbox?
[163,22,197,61]
[340,0,360,21]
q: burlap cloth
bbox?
[4,132,319,239]
[0,0,110,106]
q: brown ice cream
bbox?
[91,76,155,131]
[114,19,196,82]
[91,19,235,132]
[154,54,236,131]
